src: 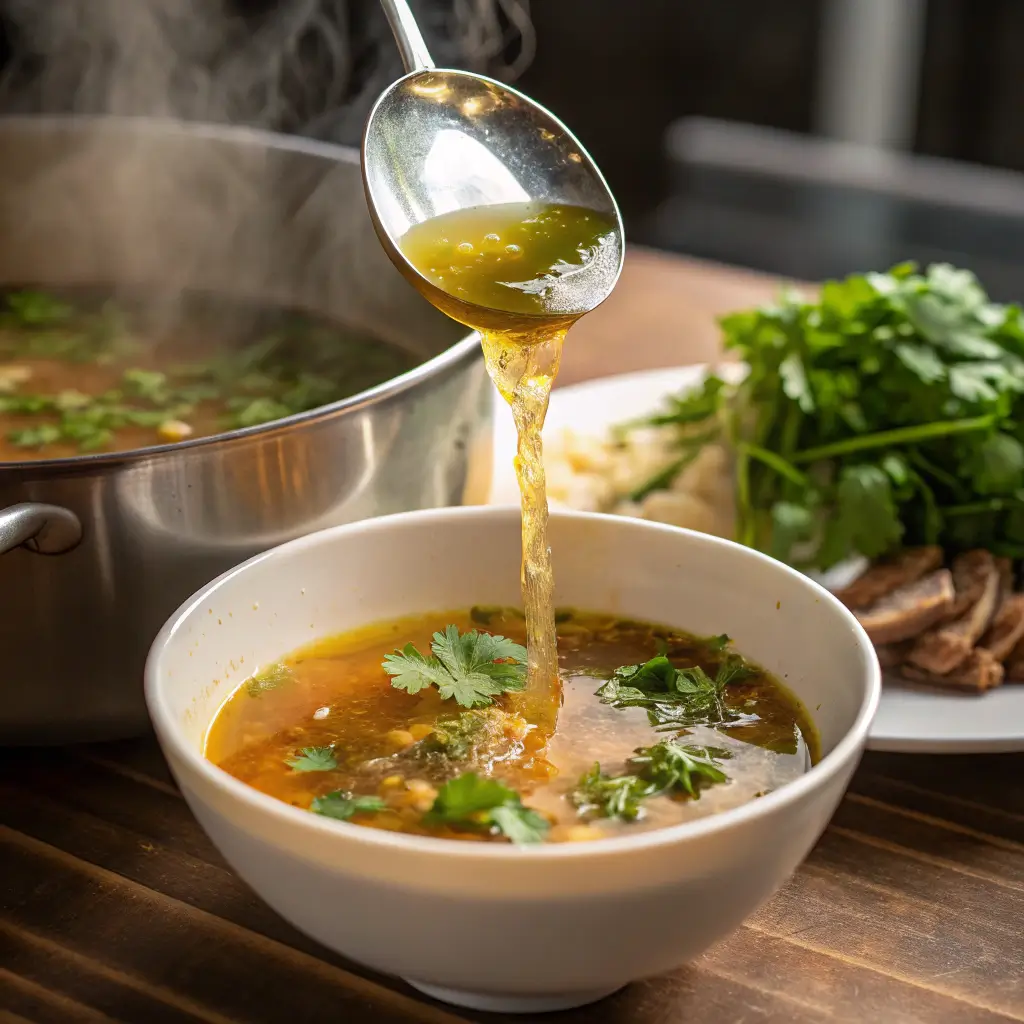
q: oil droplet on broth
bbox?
[399,202,620,738]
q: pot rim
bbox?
[0,114,482,475]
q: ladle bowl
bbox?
[361,0,624,330]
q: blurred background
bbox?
[2,0,1024,297]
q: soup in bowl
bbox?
[145,507,879,1013]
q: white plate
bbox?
[487,364,1024,754]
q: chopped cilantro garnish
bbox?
[310,791,386,821]
[0,290,416,453]
[410,710,491,761]
[2,289,74,327]
[595,648,753,727]
[426,772,549,844]
[382,625,527,708]
[245,662,293,697]
[286,745,338,772]
[572,740,731,821]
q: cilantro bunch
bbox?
[655,263,1024,568]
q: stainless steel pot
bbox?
[0,116,491,745]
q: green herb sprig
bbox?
[595,650,752,728]
[426,772,549,844]
[627,263,1024,567]
[572,740,731,821]
[286,746,338,772]
[311,791,387,821]
[383,626,527,708]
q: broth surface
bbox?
[399,203,620,734]
[207,608,817,844]
[0,288,417,461]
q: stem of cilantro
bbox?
[941,496,1022,517]
[790,415,996,464]
[736,442,809,489]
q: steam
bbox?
[0,0,536,353]
[0,0,536,142]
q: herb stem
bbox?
[791,415,996,464]
[940,496,1023,517]
[736,442,809,488]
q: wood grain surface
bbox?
[3,248,1023,1024]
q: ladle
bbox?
[363,0,624,328]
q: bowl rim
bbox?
[145,505,881,862]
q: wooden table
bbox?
[3,249,1023,1024]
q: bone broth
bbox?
[206,608,817,844]
[398,203,620,733]
[0,288,417,460]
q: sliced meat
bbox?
[905,551,1000,674]
[875,640,913,669]
[946,550,998,620]
[979,594,1024,662]
[901,648,1005,693]
[834,546,943,610]
[854,569,955,645]
[1005,658,1024,683]
[1004,633,1024,682]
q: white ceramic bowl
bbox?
[145,507,880,1014]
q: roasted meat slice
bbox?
[905,551,1000,674]
[979,594,1024,663]
[874,640,913,669]
[947,550,999,620]
[901,648,1005,693]
[834,546,944,610]
[1004,632,1024,682]
[854,569,955,645]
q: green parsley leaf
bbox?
[595,650,750,728]
[968,433,1024,496]
[310,791,386,821]
[617,261,1024,566]
[626,740,731,798]
[572,740,731,821]
[286,745,338,772]
[3,289,74,327]
[426,772,549,845]
[245,661,293,697]
[409,710,491,761]
[571,765,649,821]
[382,625,527,708]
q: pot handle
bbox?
[0,502,82,555]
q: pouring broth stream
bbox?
[399,202,620,734]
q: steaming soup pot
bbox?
[0,116,491,744]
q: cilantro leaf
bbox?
[382,626,527,708]
[409,710,491,761]
[626,741,731,798]
[968,433,1024,496]
[426,772,549,845]
[286,745,338,772]
[572,740,731,821]
[631,261,1024,566]
[310,791,386,821]
[595,650,750,728]
[245,661,293,698]
[490,804,550,845]
[381,643,452,696]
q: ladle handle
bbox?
[379,0,435,72]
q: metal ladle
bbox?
[362,0,625,329]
